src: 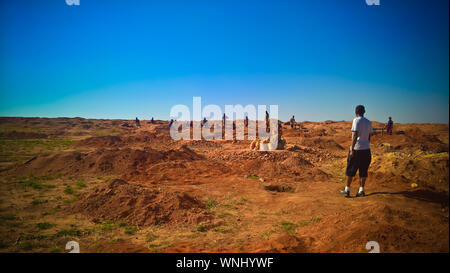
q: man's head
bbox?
[355,105,365,117]
[389,117,392,120]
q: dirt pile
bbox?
[0,131,48,139]
[69,179,212,226]
[308,203,448,252]
[299,137,345,151]
[282,154,314,169]
[14,145,202,176]
[75,136,124,148]
[123,130,173,145]
[370,151,449,193]
[165,145,203,161]
[225,234,312,253]
[371,127,448,154]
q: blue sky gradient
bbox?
[0,0,448,123]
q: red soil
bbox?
[3,117,448,252]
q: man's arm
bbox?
[350,131,358,156]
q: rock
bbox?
[288,145,301,151]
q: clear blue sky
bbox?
[0,0,448,123]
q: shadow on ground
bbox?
[368,190,449,207]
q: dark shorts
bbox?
[345,149,371,177]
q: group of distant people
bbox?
[143,113,393,138]
[134,117,155,127]
[168,114,251,129]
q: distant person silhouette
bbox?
[135,117,141,127]
[222,113,227,128]
[290,115,296,129]
[386,117,393,135]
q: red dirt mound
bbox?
[0,131,48,139]
[13,146,202,176]
[241,234,311,252]
[300,137,345,151]
[281,154,314,169]
[164,144,203,160]
[304,203,448,252]
[69,179,212,226]
[372,127,448,153]
[75,135,123,148]
[122,131,171,144]
[14,148,163,175]
[163,233,312,253]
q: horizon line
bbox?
[1,116,448,125]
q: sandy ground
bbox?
[0,117,448,253]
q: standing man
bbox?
[341,105,373,197]
[290,115,296,129]
[386,117,393,135]
[222,113,228,128]
[135,117,141,128]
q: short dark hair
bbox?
[355,105,365,116]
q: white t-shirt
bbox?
[351,116,373,150]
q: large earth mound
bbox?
[75,135,124,148]
[13,145,202,176]
[69,179,212,226]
